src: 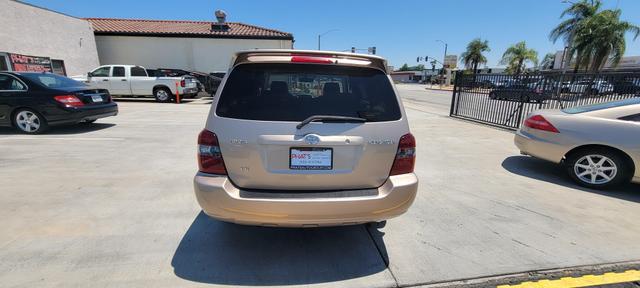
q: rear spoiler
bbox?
[231,49,390,74]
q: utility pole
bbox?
[437,40,448,85]
[317,29,339,50]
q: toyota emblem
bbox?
[304,134,320,145]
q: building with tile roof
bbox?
[85,16,294,73]
[0,0,294,77]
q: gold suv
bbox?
[193,50,418,227]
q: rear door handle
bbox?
[102,79,109,82]
[121,79,127,81]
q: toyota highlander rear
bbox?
[193,50,418,227]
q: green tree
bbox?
[549,0,602,72]
[540,53,556,70]
[397,63,425,71]
[571,9,640,71]
[460,38,490,72]
[550,0,601,44]
[500,41,538,75]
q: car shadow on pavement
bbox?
[0,123,116,135]
[171,212,389,286]
[502,156,640,203]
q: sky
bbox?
[21,0,640,69]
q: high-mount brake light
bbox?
[290,56,335,64]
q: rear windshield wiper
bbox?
[296,115,366,129]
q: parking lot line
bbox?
[497,270,640,288]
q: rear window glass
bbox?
[21,73,85,88]
[216,63,401,122]
[562,98,640,114]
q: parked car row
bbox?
[469,77,640,94]
[464,76,640,104]
[0,63,224,133]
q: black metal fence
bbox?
[449,71,640,129]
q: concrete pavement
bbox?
[0,85,638,287]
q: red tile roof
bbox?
[85,18,293,40]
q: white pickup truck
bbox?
[73,65,198,102]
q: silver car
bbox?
[193,50,418,227]
[515,98,640,189]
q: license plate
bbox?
[290,147,333,170]
[91,95,103,102]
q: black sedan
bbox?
[488,83,550,103]
[0,72,118,134]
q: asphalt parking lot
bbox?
[1,85,639,287]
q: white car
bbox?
[73,65,198,102]
[569,80,614,95]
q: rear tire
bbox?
[154,87,173,103]
[565,148,631,189]
[13,109,48,134]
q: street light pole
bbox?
[436,40,448,85]
[317,29,339,50]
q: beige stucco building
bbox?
[87,18,294,73]
[0,0,100,76]
[0,1,294,76]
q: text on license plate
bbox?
[91,95,103,102]
[290,147,333,170]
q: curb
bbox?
[406,260,640,288]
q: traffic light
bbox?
[351,47,356,53]
[425,56,429,62]
[417,57,420,63]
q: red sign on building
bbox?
[9,53,53,73]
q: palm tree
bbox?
[571,9,640,71]
[550,0,601,44]
[500,41,538,75]
[549,0,602,71]
[540,53,556,70]
[460,38,490,73]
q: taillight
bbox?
[389,133,416,176]
[291,56,335,64]
[54,95,84,107]
[198,129,227,175]
[180,79,186,87]
[524,115,559,133]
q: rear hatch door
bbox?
[208,62,408,190]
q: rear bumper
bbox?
[514,129,567,163]
[180,87,198,96]
[47,103,118,126]
[193,173,418,227]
